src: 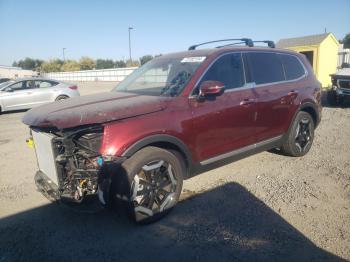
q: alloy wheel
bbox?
[295,118,311,152]
[131,160,178,218]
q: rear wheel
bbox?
[281,111,314,157]
[120,147,184,224]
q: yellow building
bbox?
[276,33,339,87]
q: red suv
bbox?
[23,38,322,223]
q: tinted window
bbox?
[245,52,285,84]
[200,53,244,91]
[279,54,305,80]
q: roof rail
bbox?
[252,40,275,48]
[188,38,254,50]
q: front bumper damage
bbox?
[29,125,126,207]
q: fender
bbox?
[121,134,193,169]
[288,101,320,134]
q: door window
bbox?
[279,54,305,80]
[8,81,26,91]
[195,53,244,94]
[245,52,285,84]
[35,81,55,88]
[26,80,36,89]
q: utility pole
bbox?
[62,48,66,62]
[128,27,133,62]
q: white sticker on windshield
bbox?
[181,56,206,63]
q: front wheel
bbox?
[120,147,184,224]
[281,111,314,157]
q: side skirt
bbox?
[190,135,284,176]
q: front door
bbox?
[2,81,37,110]
[189,53,257,163]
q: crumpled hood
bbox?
[22,92,167,129]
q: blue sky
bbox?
[0,0,349,65]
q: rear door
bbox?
[30,80,58,105]
[243,52,296,142]
[189,52,257,163]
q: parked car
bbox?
[0,77,11,84]
[328,68,350,105]
[23,38,322,223]
[0,78,79,113]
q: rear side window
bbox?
[245,52,285,84]
[200,53,244,90]
[35,80,55,88]
[279,54,305,80]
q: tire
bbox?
[55,95,69,101]
[281,111,314,157]
[119,146,184,224]
[327,90,337,106]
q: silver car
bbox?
[0,78,80,113]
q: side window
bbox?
[245,52,285,84]
[279,54,305,80]
[199,53,244,92]
[8,81,25,91]
[26,80,36,89]
[36,81,54,88]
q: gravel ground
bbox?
[0,82,349,261]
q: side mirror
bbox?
[5,87,14,92]
[199,80,225,97]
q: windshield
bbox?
[114,56,206,96]
[0,80,14,90]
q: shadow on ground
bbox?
[0,182,345,262]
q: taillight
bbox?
[69,85,78,90]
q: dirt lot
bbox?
[0,82,349,261]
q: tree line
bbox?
[12,55,155,73]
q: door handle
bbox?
[240,98,256,106]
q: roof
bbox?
[276,33,331,48]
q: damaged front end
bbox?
[29,125,123,207]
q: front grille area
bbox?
[338,80,350,89]
[32,130,59,185]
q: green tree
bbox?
[139,55,153,65]
[17,57,36,70]
[40,59,62,73]
[79,56,96,70]
[96,59,115,69]
[343,33,350,49]
[114,60,126,68]
[12,61,18,67]
[126,59,140,67]
[61,60,81,72]
[34,59,44,70]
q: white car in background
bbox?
[0,78,80,113]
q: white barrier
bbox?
[43,67,138,82]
